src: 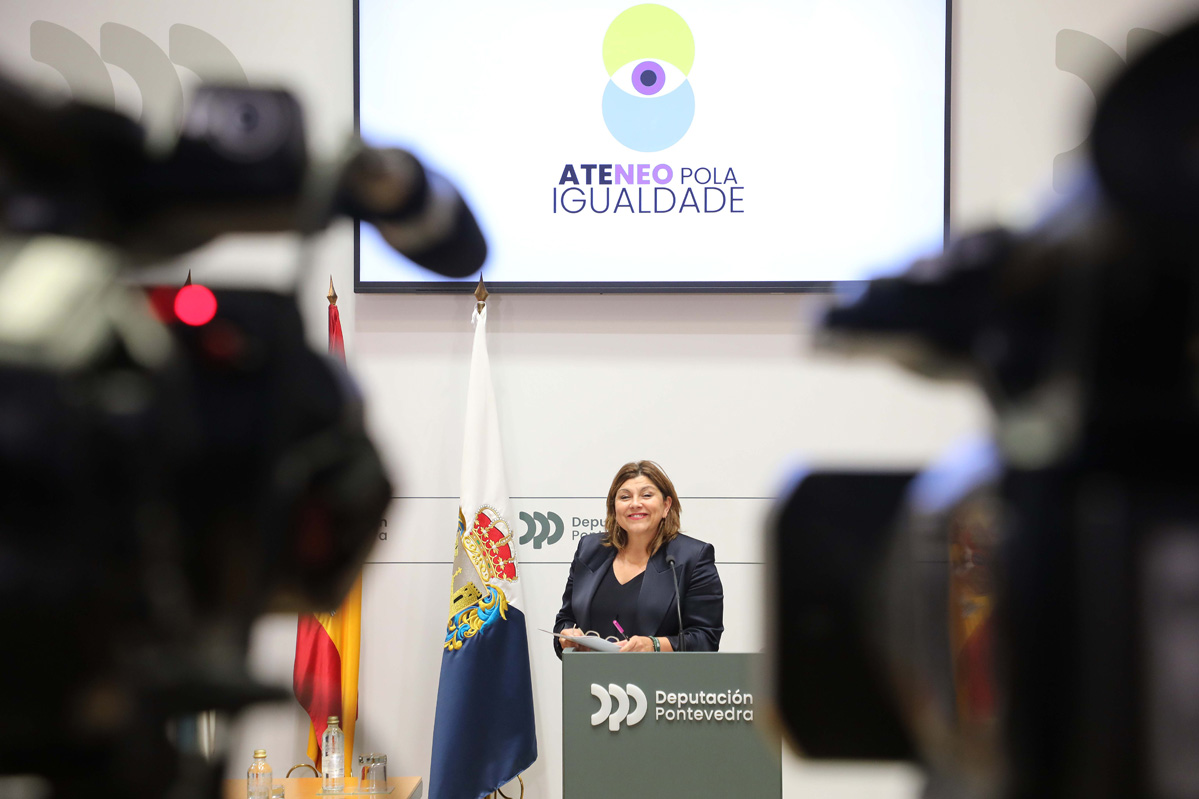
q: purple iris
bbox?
[632,60,666,96]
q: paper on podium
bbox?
[540,628,622,653]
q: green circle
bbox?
[602,4,694,77]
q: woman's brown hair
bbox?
[602,460,682,554]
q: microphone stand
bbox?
[666,554,685,652]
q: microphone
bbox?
[0,80,489,277]
[338,145,487,279]
[666,553,685,652]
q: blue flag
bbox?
[430,303,537,799]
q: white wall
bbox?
[243,285,987,797]
[345,291,985,797]
[1,1,1195,797]
[951,0,1199,228]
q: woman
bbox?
[554,461,724,656]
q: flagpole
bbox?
[477,274,497,799]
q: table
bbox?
[224,777,422,799]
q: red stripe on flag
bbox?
[329,305,345,362]
[294,613,343,764]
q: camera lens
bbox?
[235,103,259,133]
[188,88,292,163]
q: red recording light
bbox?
[174,285,218,326]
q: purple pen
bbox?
[612,620,629,640]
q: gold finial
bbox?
[184,270,193,286]
[328,277,338,306]
[474,277,489,313]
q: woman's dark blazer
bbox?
[553,532,724,658]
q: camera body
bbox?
[0,235,391,794]
[770,17,1199,799]
[0,77,474,796]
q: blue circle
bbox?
[602,78,694,152]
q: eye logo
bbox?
[601,4,695,152]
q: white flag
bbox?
[451,304,525,627]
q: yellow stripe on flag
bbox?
[306,573,362,771]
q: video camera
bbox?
[770,16,1199,799]
[0,76,486,797]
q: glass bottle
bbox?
[321,715,345,791]
[247,749,272,799]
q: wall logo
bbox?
[601,4,695,152]
[591,683,648,731]
[29,21,246,140]
[1053,27,1162,193]
[518,511,564,549]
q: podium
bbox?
[562,652,780,798]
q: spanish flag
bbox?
[292,278,360,772]
[294,579,361,769]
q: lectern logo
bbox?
[601,4,696,152]
[591,683,648,731]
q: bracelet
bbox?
[651,636,660,652]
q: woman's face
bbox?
[615,474,672,540]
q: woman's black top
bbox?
[587,564,645,640]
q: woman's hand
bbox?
[558,627,584,650]
[619,635,656,653]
